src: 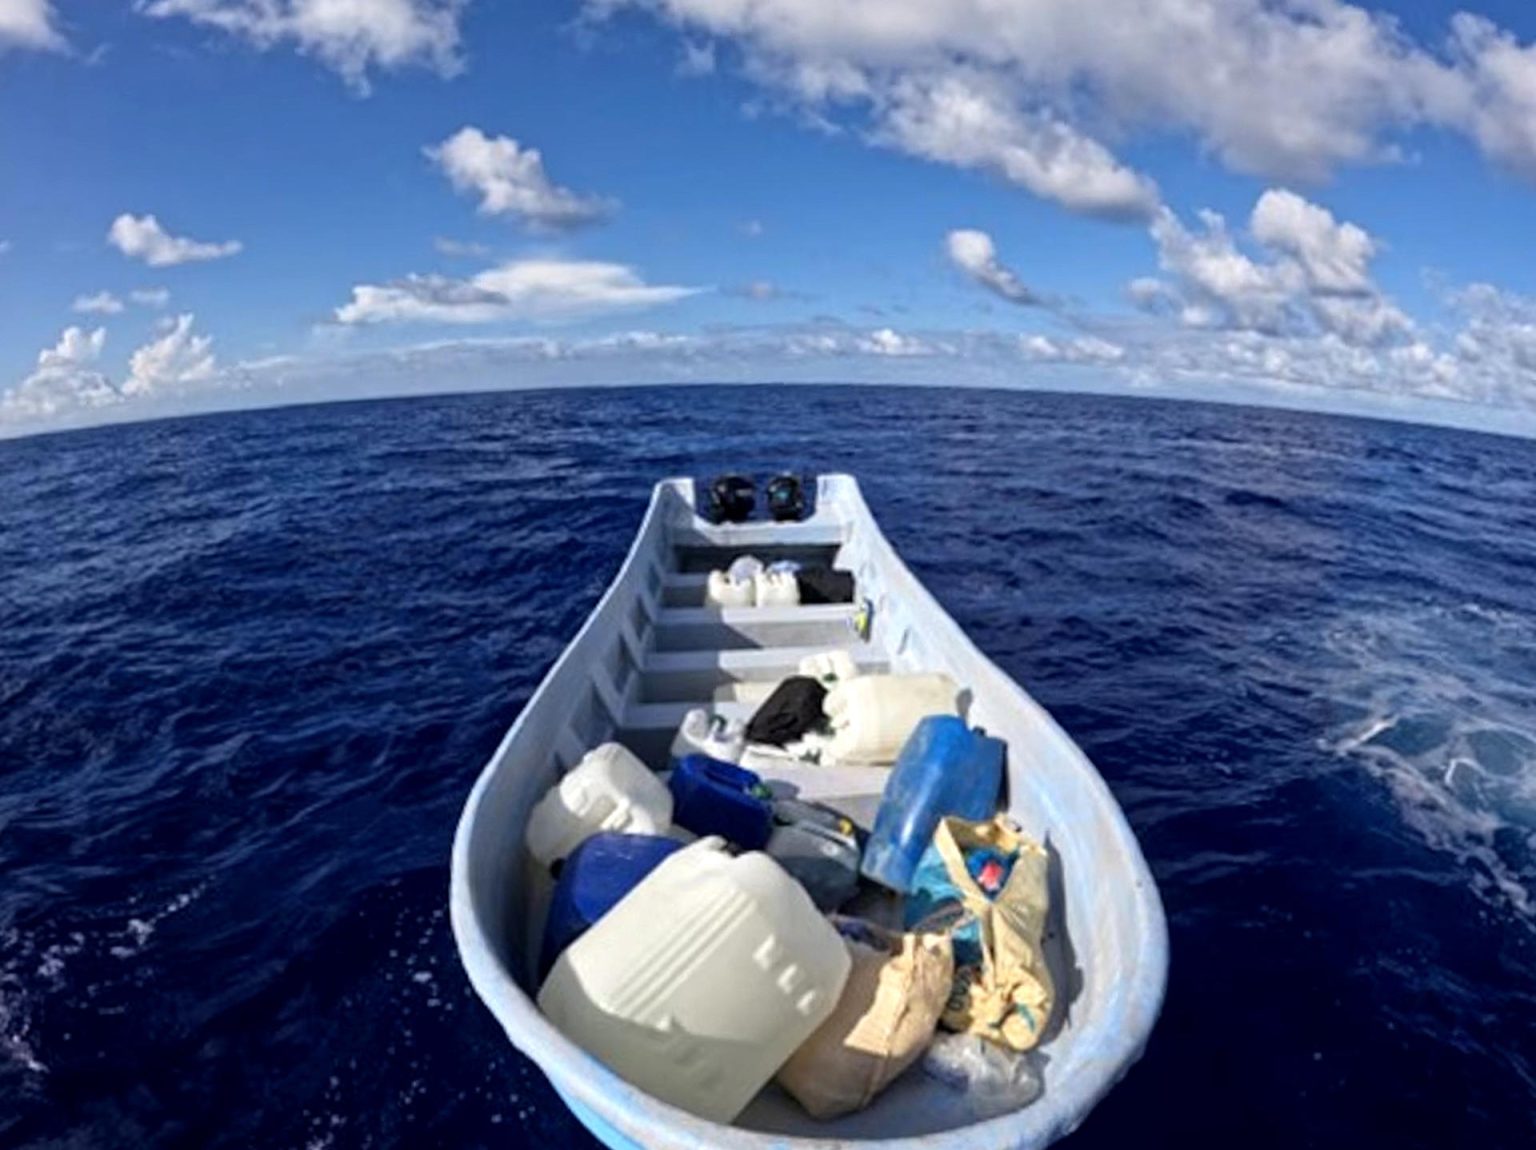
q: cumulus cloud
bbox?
[73,291,126,315]
[0,0,65,51]
[1137,327,1470,410]
[427,127,613,232]
[108,214,242,267]
[881,75,1160,221]
[1140,190,1412,348]
[856,328,935,357]
[2,327,117,419]
[1,316,221,424]
[945,228,1037,305]
[8,304,1536,436]
[1250,189,1378,297]
[1020,334,1125,365]
[137,0,464,92]
[593,0,1536,214]
[1441,284,1536,405]
[130,287,171,308]
[124,314,217,396]
[1447,16,1536,183]
[333,257,701,324]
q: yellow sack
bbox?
[911,816,1055,1052]
[776,919,953,1118]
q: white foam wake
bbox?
[1324,602,1536,920]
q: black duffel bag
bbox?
[745,676,828,746]
[795,568,856,605]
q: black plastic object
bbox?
[706,475,756,523]
[745,675,828,747]
[764,474,808,522]
[796,568,857,605]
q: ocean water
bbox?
[1,385,1533,1149]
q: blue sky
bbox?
[5,0,1536,436]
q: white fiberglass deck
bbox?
[451,475,1167,1149]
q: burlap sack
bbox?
[910,816,1055,1052]
[776,919,953,1118]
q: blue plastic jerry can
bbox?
[539,832,682,982]
[860,716,1006,893]
[667,754,774,850]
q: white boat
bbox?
[451,474,1168,1149]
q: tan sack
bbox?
[776,919,954,1118]
[909,816,1055,1052]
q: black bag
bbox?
[796,568,856,605]
[745,676,828,747]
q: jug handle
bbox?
[599,799,635,832]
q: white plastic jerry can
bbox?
[706,570,755,608]
[752,569,801,608]
[669,707,747,766]
[524,743,673,867]
[537,837,853,1124]
[823,673,961,765]
[727,554,765,583]
[798,648,861,685]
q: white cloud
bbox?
[1447,16,1536,182]
[137,0,464,92]
[72,291,126,315]
[945,227,1037,305]
[1142,190,1412,348]
[0,0,65,51]
[130,287,172,308]
[880,75,1159,221]
[2,327,117,419]
[678,38,715,76]
[108,214,242,267]
[123,314,217,396]
[334,257,701,325]
[857,327,935,356]
[1441,284,1536,405]
[434,236,490,258]
[1147,206,1301,336]
[594,0,1536,211]
[427,127,613,232]
[1020,334,1125,365]
[1129,327,1474,410]
[2,315,222,424]
[726,279,789,301]
[1250,189,1378,296]
[7,302,1536,438]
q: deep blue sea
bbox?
[1,385,1534,1149]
